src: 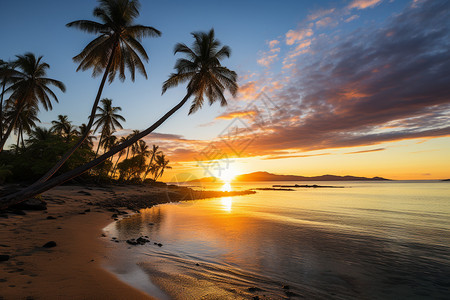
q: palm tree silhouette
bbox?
[4,102,40,153]
[142,144,161,181]
[93,98,125,156]
[51,115,71,136]
[154,153,171,181]
[1,29,237,208]
[0,59,15,140]
[36,0,161,183]
[78,123,96,149]
[0,53,65,151]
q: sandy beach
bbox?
[0,184,253,299]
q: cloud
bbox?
[257,54,278,67]
[348,0,383,10]
[307,8,336,21]
[345,148,386,154]
[215,110,258,120]
[316,17,334,28]
[286,28,313,45]
[268,40,280,48]
[230,0,450,156]
[345,15,360,22]
[238,81,259,99]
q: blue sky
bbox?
[1,0,449,180]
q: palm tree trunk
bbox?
[142,152,156,182]
[15,128,20,154]
[95,131,104,158]
[111,153,122,178]
[34,45,117,184]
[0,80,6,140]
[21,131,25,149]
[0,93,191,209]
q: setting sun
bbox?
[218,165,239,183]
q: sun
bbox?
[218,166,238,183]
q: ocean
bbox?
[104,181,450,299]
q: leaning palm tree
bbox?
[0,29,237,209]
[0,53,65,151]
[93,98,125,156]
[34,0,161,183]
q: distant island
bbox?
[189,171,390,182]
[442,179,450,181]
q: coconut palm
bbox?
[4,102,40,152]
[0,60,14,140]
[51,115,71,136]
[154,154,171,181]
[35,0,161,183]
[111,137,127,178]
[1,29,236,209]
[0,53,65,151]
[142,144,161,181]
[27,127,54,143]
[93,98,125,156]
[78,123,96,149]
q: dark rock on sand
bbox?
[42,241,57,248]
[84,209,90,212]
[46,216,57,220]
[248,287,262,292]
[111,214,118,219]
[9,209,26,215]
[0,254,10,262]
[126,239,138,245]
[136,237,150,245]
[282,285,290,290]
[11,198,47,211]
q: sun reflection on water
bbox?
[221,197,232,212]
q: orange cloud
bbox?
[238,81,259,99]
[268,39,279,48]
[215,110,258,120]
[257,54,278,67]
[286,28,313,45]
[348,0,382,10]
[307,8,335,21]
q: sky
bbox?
[1,0,449,181]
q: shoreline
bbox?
[0,183,253,299]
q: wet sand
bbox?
[0,184,253,299]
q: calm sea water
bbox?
[104,181,450,299]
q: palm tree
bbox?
[78,123,96,149]
[111,137,127,178]
[33,0,161,184]
[93,98,125,156]
[142,144,161,181]
[126,139,149,180]
[0,53,65,151]
[27,127,54,144]
[0,60,14,140]
[154,153,171,181]
[51,115,71,136]
[4,102,40,152]
[1,29,236,209]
